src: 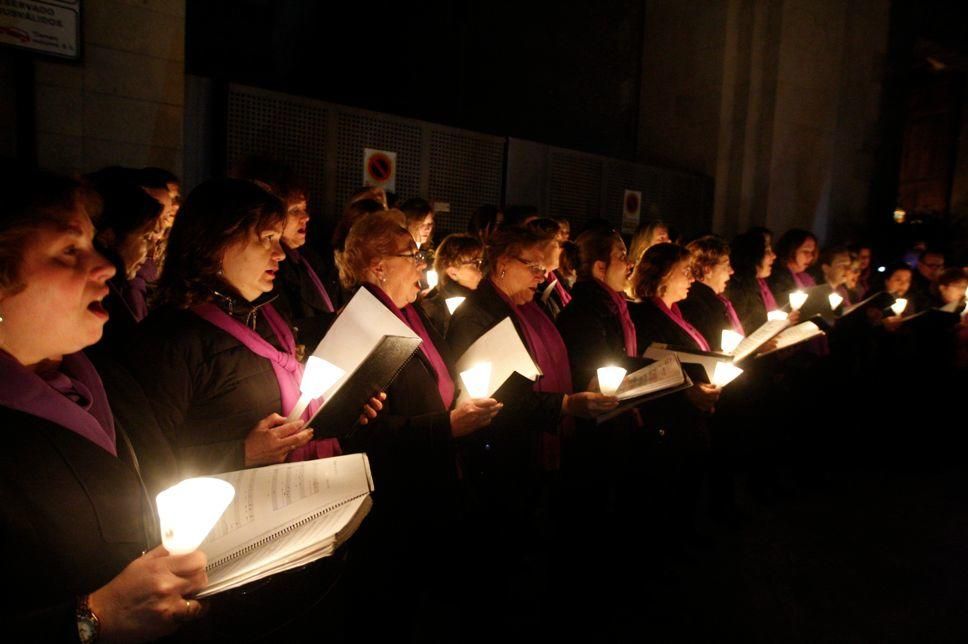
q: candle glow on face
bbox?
[721,329,744,354]
[445,296,465,314]
[789,290,808,311]
[828,292,844,310]
[890,298,907,316]
[157,477,235,555]
[712,361,744,387]
[460,362,492,399]
[767,310,789,321]
[597,366,627,395]
[426,270,439,289]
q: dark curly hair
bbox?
[630,242,691,300]
[157,178,286,307]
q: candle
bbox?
[789,290,808,311]
[426,270,439,289]
[286,356,346,422]
[767,310,789,321]
[157,477,235,555]
[597,366,627,395]
[445,296,465,314]
[711,362,744,387]
[890,298,907,316]
[828,292,843,310]
[720,329,744,354]
[460,363,492,398]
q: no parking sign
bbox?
[363,148,397,193]
[622,189,642,234]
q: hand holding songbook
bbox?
[563,391,620,418]
[244,413,313,467]
[685,382,721,413]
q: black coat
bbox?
[766,266,798,306]
[628,297,707,355]
[419,280,475,338]
[678,281,734,350]
[556,279,647,390]
[124,301,287,477]
[535,276,568,322]
[273,246,337,352]
[0,405,153,641]
[725,274,771,333]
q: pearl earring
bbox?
[500,269,506,279]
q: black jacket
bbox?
[556,279,647,390]
[535,276,568,322]
[629,297,707,355]
[766,266,798,306]
[678,281,734,350]
[273,246,336,353]
[725,274,770,333]
[419,280,475,338]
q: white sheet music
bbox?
[730,319,789,363]
[643,343,726,382]
[454,317,541,403]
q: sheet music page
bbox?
[310,288,419,400]
[841,290,887,317]
[614,354,685,401]
[643,344,724,382]
[731,319,789,363]
[759,321,823,354]
[454,317,541,403]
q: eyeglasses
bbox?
[394,249,430,265]
[513,256,547,276]
[460,258,484,269]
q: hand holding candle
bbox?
[157,478,235,555]
[596,366,627,395]
[460,362,492,399]
[720,329,744,354]
[445,296,465,314]
[789,290,808,311]
[286,356,346,422]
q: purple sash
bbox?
[594,279,637,357]
[192,303,340,460]
[548,272,572,308]
[791,268,816,289]
[757,277,778,311]
[0,351,117,456]
[365,284,455,409]
[287,248,334,313]
[718,294,746,335]
[651,296,712,351]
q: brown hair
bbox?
[686,235,730,281]
[575,227,623,280]
[157,178,286,307]
[433,233,484,285]
[938,267,968,288]
[337,209,409,289]
[484,225,550,275]
[0,168,96,295]
[631,242,691,299]
[331,198,386,251]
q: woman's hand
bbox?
[685,382,721,413]
[787,309,801,325]
[563,392,619,418]
[358,392,387,426]
[244,413,313,467]
[449,398,503,437]
[88,546,208,643]
[756,338,780,355]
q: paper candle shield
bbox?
[445,297,466,314]
[767,310,789,321]
[157,477,235,555]
[597,366,627,395]
[301,356,345,398]
[712,362,744,387]
[789,290,808,311]
[828,293,843,310]
[426,270,439,289]
[720,329,744,354]
[460,363,492,398]
[890,298,907,316]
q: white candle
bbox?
[890,298,907,316]
[720,329,744,354]
[828,292,843,310]
[460,363,492,399]
[157,478,235,555]
[767,310,789,321]
[789,290,808,311]
[426,270,439,289]
[711,362,744,387]
[286,356,346,422]
[445,296,465,314]
[597,366,627,395]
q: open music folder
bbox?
[596,354,692,424]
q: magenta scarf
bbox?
[757,277,778,311]
[548,272,572,308]
[718,294,746,335]
[492,280,573,395]
[287,247,334,313]
[364,284,455,409]
[594,279,637,357]
[651,296,712,351]
[791,268,816,289]
[192,303,340,460]
[0,351,117,456]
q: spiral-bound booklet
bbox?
[196,453,374,597]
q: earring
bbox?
[500,269,506,279]
[0,310,4,323]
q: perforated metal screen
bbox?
[549,151,604,231]
[429,129,505,237]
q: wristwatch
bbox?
[76,594,100,644]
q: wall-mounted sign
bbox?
[363,148,396,193]
[0,0,80,60]
[622,189,642,234]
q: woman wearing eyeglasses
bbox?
[419,233,484,336]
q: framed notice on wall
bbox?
[0,0,80,60]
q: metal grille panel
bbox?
[549,151,603,230]
[226,90,328,216]
[428,129,504,237]
[335,112,422,210]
